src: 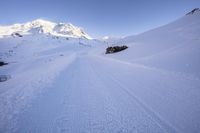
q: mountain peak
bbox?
[29,19,55,27]
[186,8,200,15]
[32,19,52,23]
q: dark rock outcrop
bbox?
[12,33,23,37]
[106,45,128,54]
[0,61,8,66]
[186,8,200,15]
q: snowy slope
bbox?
[0,9,200,133]
[105,8,200,77]
[0,19,92,39]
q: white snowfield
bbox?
[0,10,200,133]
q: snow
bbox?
[0,19,92,39]
[0,10,200,133]
[101,36,123,45]
[107,11,200,77]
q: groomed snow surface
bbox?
[0,11,200,133]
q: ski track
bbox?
[89,57,176,133]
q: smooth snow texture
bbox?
[0,10,200,133]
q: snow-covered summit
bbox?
[0,19,92,39]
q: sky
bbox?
[0,0,200,38]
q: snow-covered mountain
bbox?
[0,9,200,133]
[0,19,92,39]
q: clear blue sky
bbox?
[0,0,200,38]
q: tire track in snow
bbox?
[89,55,178,133]
[46,54,167,133]
[85,56,170,132]
[94,55,200,82]
[55,56,125,133]
[92,54,200,133]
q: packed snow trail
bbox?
[15,54,167,133]
[8,53,198,133]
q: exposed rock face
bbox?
[186,8,200,15]
[12,33,23,37]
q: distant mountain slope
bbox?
[0,19,92,39]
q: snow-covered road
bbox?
[11,53,199,133]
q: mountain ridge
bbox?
[0,19,92,39]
